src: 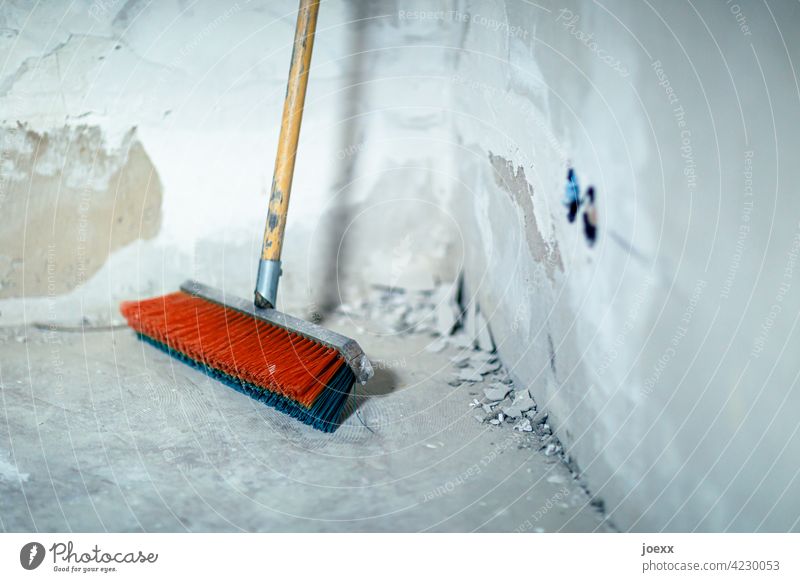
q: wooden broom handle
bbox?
[261,0,320,261]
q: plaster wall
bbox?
[450,0,800,531]
[0,0,460,323]
[2,0,799,532]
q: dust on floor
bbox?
[0,288,610,532]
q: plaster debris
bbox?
[475,359,502,375]
[332,278,575,488]
[529,411,548,426]
[453,345,573,477]
[484,386,511,401]
[514,418,533,432]
[469,351,498,364]
[450,354,471,368]
[512,393,536,410]
[502,396,535,419]
[544,443,561,456]
[335,279,481,342]
[458,368,484,383]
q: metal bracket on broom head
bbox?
[180,279,374,385]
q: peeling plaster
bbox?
[0,124,162,298]
[488,152,563,280]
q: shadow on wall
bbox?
[315,1,372,319]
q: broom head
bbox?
[120,280,373,432]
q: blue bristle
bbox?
[137,333,355,433]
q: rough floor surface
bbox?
[0,298,609,532]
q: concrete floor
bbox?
[0,315,609,532]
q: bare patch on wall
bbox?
[0,124,162,298]
[488,152,563,280]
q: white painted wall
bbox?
[450,0,800,531]
[0,0,459,322]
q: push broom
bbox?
[120,0,373,432]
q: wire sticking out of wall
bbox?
[563,168,598,246]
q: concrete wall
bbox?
[449,0,800,531]
[0,0,460,324]
[2,0,799,532]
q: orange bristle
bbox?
[120,291,344,408]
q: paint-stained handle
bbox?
[261,0,320,261]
